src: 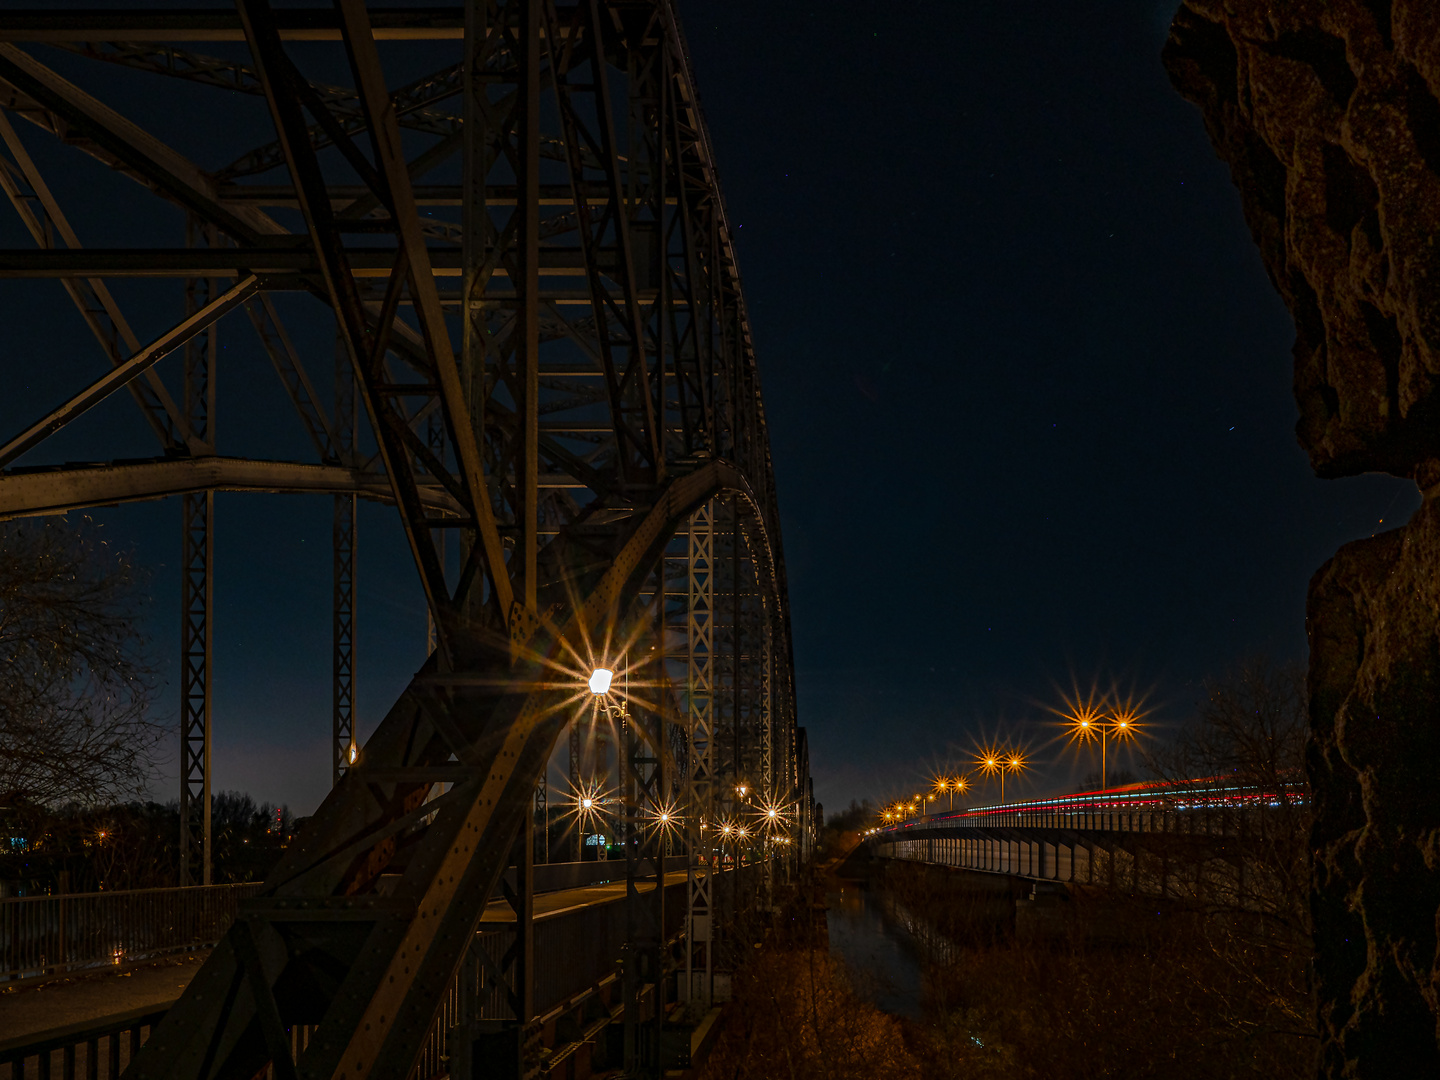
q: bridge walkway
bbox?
[0,870,694,1078]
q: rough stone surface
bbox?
[1164,2,1440,1073]
[1307,506,1440,1073]
[1166,1,1440,478]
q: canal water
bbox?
[824,882,930,1018]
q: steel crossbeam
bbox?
[0,3,804,1076]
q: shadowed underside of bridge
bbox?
[0,3,808,1078]
[871,786,1306,913]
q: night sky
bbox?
[0,1,1418,818]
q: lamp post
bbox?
[1004,751,1027,804]
[1065,704,1104,788]
[588,654,630,862]
[934,775,964,812]
[1103,708,1138,789]
[976,752,1002,803]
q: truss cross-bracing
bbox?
[0,3,809,1077]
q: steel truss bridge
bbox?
[0,3,811,1078]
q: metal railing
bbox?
[0,883,263,982]
[877,779,1307,837]
[1,864,763,1079]
[0,1005,166,1080]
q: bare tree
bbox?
[0,516,163,816]
[1144,658,1315,1049]
[1147,657,1310,931]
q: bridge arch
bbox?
[0,1,804,1075]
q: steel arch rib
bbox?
[126,460,779,1080]
[0,1,803,1073]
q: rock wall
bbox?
[1164,3,1440,1073]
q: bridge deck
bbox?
[0,871,687,1050]
[479,869,686,924]
[0,957,205,1045]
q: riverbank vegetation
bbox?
[701,660,1315,1078]
[699,864,1312,1080]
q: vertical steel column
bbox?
[534,774,547,865]
[759,610,774,904]
[178,490,213,886]
[514,0,540,613]
[512,814,534,1025]
[178,215,216,887]
[332,495,356,782]
[424,412,445,657]
[569,720,582,861]
[621,616,663,1078]
[685,501,714,1006]
[458,0,493,633]
[333,332,356,785]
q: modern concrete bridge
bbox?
[869,781,1304,904]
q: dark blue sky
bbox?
[0,1,1416,816]
[681,0,1414,811]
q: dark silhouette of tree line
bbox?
[0,517,297,894]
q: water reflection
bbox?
[825,882,927,1018]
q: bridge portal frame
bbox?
[0,3,804,1078]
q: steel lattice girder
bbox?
[0,2,803,1077]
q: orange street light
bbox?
[1002,751,1028,804]
[1103,707,1141,787]
[932,774,953,811]
[975,747,1004,802]
[955,774,971,808]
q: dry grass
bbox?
[698,865,1315,1080]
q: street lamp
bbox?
[933,775,959,811]
[953,774,970,809]
[1003,751,1028,804]
[976,751,1002,802]
[588,668,613,695]
[1104,708,1140,788]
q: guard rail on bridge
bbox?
[2,866,758,1080]
[1,883,263,983]
[870,781,1304,897]
[0,861,644,985]
[0,2,813,1075]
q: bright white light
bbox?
[581,798,593,809]
[589,668,613,694]
[349,743,358,764]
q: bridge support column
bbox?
[622,631,664,1076]
[569,719,582,861]
[179,216,217,888]
[684,502,715,1008]
[178,489,212,887]
[332,332,356,786]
